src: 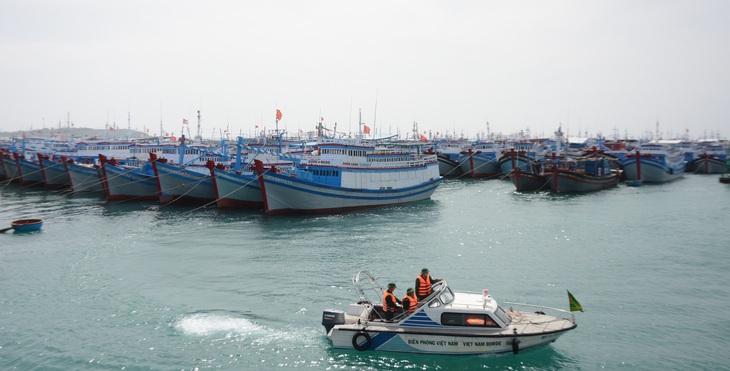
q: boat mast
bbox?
[159,102,164,143]
[127,111,131,141]
[358,108,362,135]
[196,110,202,143]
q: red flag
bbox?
[363,125,371,134]
[420,134,427,142]
[276,109,283,121]
[182,118,188,125]
[255,124,259,128]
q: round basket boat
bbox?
[11,219,44,232]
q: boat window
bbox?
[440,313,500,328]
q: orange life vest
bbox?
[402,293,418,311]
[383,290,397,312]
[417,275,432,297]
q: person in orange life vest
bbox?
[415,268,442,301]
[382,282,402,321]
[402,287,418,312]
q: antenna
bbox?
[373,89,378,136]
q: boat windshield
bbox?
[438,286,455,305]
[493,305,511,324]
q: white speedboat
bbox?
[322,270,577,355]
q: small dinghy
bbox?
[0,219,44,233]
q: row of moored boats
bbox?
[2,125,729,213]
[0,126,441,214]
[432,127,730,191]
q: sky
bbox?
[2,0,729,140]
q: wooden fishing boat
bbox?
[508,167,548,192]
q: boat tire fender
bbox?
[512,337,519,355]
[352,331,372,351]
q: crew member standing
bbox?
[382,282,402,322]
[415,268,442,301]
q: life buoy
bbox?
[352,331,372,351]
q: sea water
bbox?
[1,175,729,370]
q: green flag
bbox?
[568,290,583,312]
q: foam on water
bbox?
[175,312,265,337]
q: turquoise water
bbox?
[1,175,729,370]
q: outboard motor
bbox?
[321,309,345,334]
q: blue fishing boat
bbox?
[211,167,264,209]
[254,137,441,215]
[37,153,70,189]
[210,136,300,209]
[457,141,503,179]
[685,142,727,174]
[63,158,103,193]
[508,166,549,192]
[620,142,685,183]
[150,154,217,205]
[425,139,468,177]
[1,151,18,182]
[13,153,44,186]
[498,141,539,174]
[99,154,158,201]
[545,156,619,193]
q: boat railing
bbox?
[352,270,385,322]
[300,155,436,169]
[502,302,576,326]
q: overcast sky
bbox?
[2,0,728,140]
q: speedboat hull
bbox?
[328,323,573,355]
